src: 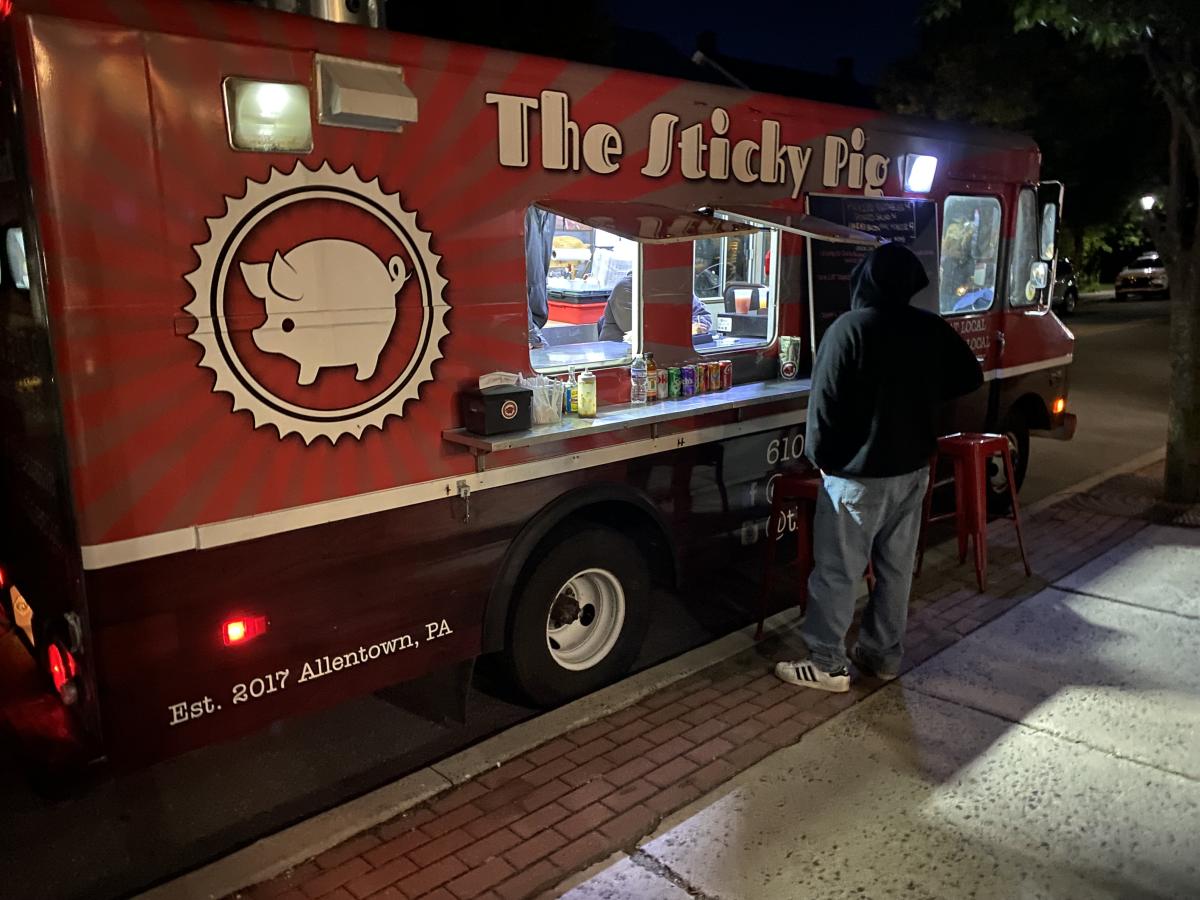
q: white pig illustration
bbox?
[240,239,409,385]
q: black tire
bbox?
[1062,288,1078,315]
[503,526,651,707]
[987,411,1030,516]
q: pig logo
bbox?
[239,241,409,386]
[183,162,449,444]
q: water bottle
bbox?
[630,354,648,405]
[563,366,578,415]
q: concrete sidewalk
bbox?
[211,457,1196,900]
[562,523,1200,899]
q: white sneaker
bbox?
[774,660,850,693]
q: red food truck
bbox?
[0,0,1075,768]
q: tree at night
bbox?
[926,0,1200,502]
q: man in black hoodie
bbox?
[776,242,983,693]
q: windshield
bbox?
[1133,254,1161,268]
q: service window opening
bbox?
[527,207,639,373]
[693,224,779,353]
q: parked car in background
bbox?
[1051,257,1079,314]
[1115,251,1169,300]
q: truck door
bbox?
[997,183,1070,376]
[936,193,1006,431]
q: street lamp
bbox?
[1140,194,1157,211]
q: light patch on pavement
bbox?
[637,688,1199,900]
[558,854,693,900]
[1055,525,1200,618]
[905,587,1200,779]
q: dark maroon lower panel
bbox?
[83,418,813,764]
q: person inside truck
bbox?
[525,206,556,334]
[939,203,1000,313]
[597,271,713,342]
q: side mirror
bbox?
[1040,203,1057,260]
[1030,260,1049,291]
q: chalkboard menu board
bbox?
[807,195,939,348]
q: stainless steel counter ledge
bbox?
[443,378,811,470]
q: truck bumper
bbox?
[1035,412,1077,442]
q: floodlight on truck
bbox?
[903,154,938,193]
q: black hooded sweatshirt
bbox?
[805,242,983,477]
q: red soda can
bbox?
[719,360,733,390]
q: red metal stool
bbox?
[917,433,1031,592]
[757,472,875,639]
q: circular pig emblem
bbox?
[500,399,519,421]
[184,162,449,443]
[781,361,797,379]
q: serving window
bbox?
[692,224,779,354]
[526,201,756,373]
[527,209,639,373]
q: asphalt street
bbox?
[0,294,1173,900]
[1021,295,1171,505]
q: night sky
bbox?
[605,0,925,85]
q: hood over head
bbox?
[850,242,930,311]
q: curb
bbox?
[1023,445,1165,516]
[137,447,1167,900]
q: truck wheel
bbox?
[504,527,651,707]
[988,412,1030,515]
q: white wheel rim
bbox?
[546,568,626,671]
[990,432,1020,494]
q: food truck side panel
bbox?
[6,1,1066,761]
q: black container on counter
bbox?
[460,384,532,435]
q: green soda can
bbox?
[667,367,682,399]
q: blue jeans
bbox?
[800,468,930,674]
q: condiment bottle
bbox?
[578,368,597,418]
[644,352,658,401]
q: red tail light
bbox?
[223,615,269,646]
[47,643,78,703]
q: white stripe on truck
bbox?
[982,353,1073,382]
[79,410,806,570]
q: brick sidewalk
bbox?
[235,475,1151,900]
